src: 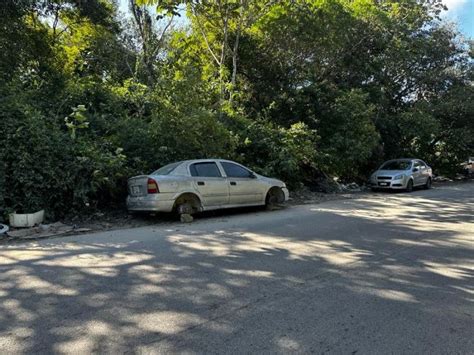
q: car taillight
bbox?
[147,178,159,194]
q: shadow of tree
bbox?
[0,185,473,353]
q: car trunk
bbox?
[128,175,151,197]
[128,175,180,197]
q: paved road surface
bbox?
[0,183,473,354]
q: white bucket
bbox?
[9,210,45,228]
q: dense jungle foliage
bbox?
[0,0,472,217]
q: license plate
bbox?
[132,186,140,194]
[379,182,389,186]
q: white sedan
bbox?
[126,159,289,215]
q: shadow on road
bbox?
[0,185,472,353]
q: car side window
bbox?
[414,161,424,170]
[190,162,222,177]
[221,162,253,178]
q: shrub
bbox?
[230,116,319,186]
[0,97,128,219]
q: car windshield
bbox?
[151,162,181,175]
[380,160,412,170]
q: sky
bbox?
[118,0,474,38]
[442,0,474,38]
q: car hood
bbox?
[374,170,408,177]
[256,174,286,187]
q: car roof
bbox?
[384,158,429,163]
[179,159,241,165]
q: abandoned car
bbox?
[127,159,289,215]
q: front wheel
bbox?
[265,187,285,211]
[424,177,432,189]
[406,179,414,192]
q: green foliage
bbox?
[0,97,72,216]
[0,93,128,218]
[65,105,89,139]
[230,116,319,186]
[318,89,380,178]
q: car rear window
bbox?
[151,162,181,175]
[190,162,222,177]
[381,160,412,170]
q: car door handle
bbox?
[230,181,237,186]
[197,181,205,186]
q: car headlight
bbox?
[394,174,404,180]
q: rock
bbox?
[180,214,194,223]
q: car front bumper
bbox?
[370,178,407,190]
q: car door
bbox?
[189,162,229,208]
[220,161,265,205]
[418,160,430,183]
[412,161,423,185]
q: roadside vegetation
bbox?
[0,0,472,218]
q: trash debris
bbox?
[433,175,452,182]
[343,182,361,191]
[7,222,91,240]
[9,210,45,228]
[0,224,9,235]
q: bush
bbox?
[0,99,74,217]
[230,116,319,187]
[317,89,380,179]
[0,96,128,219]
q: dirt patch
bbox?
[61,208,177,233]
[0,209,177,244]
[288,186,367,206]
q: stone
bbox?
[180,214,194,223]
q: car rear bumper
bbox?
[126,194,175,212]
[282,187,290,201]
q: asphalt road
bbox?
[0,182,473,354]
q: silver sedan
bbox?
[127,159,289,215]
[369,158,433,192]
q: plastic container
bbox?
[9,210,45,228]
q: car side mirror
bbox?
[249,172,257,179]
[412,168,419,172]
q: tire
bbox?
[371,187,379,192]
[424,177,432,189]
[406,179,414,192]
[265,187,285,210]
